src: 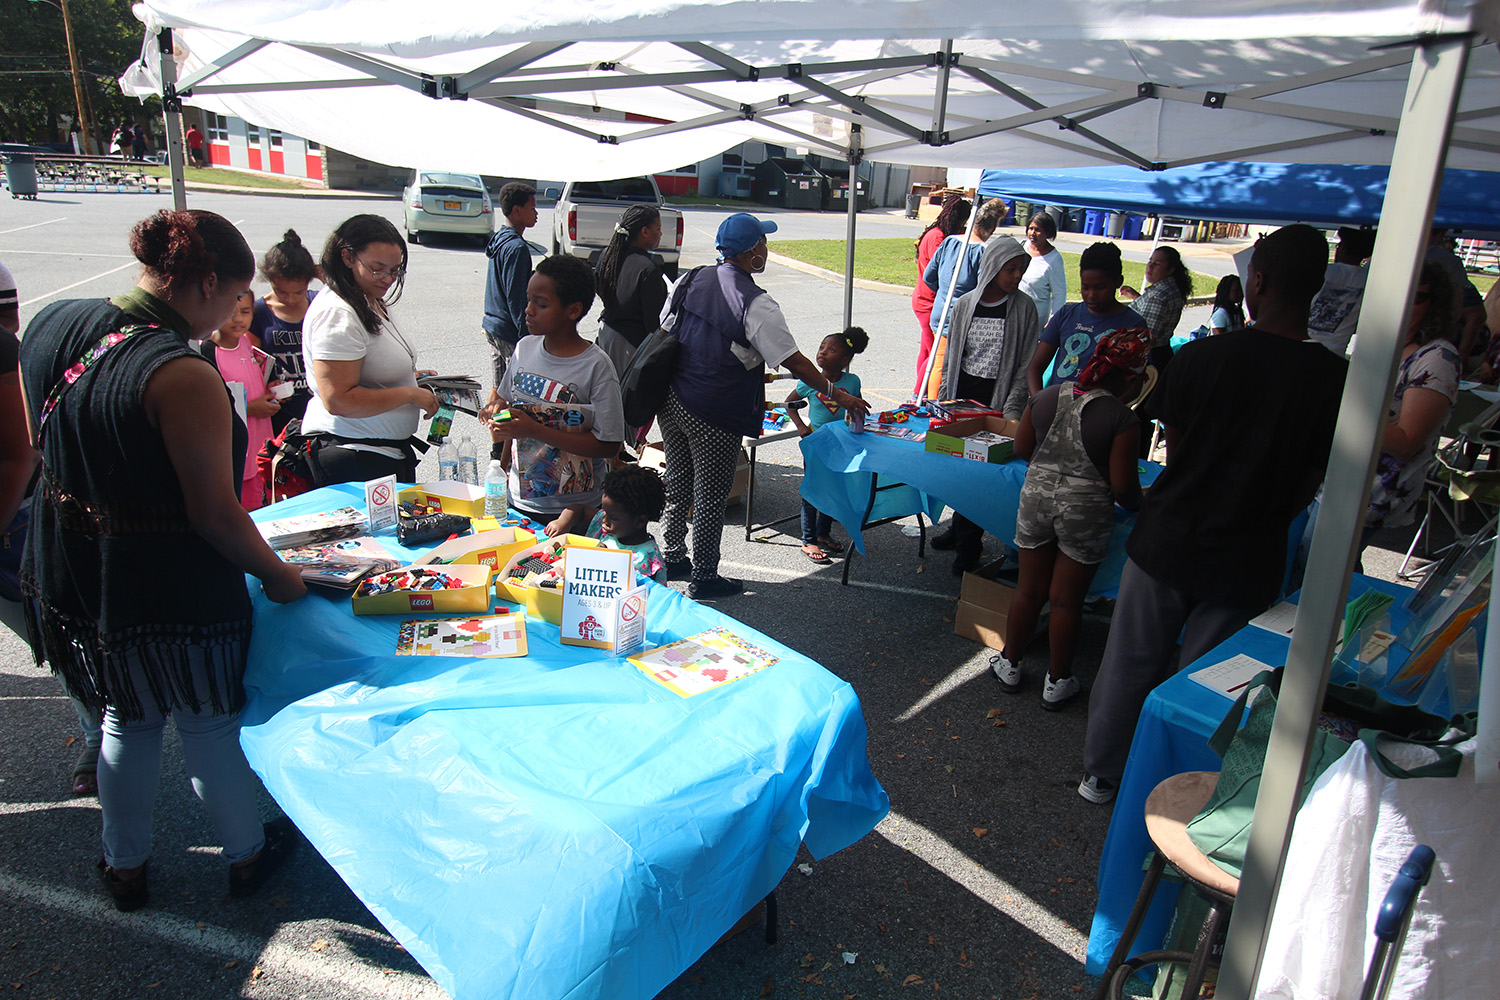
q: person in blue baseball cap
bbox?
[657,212,869,600]
[715,212,778,258]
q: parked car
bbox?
[402,170,493,244]
[547,176,683,277]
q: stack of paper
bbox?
[257,506,367,549]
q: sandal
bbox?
[816,537,845,554]
[801,544,832,564]
[98,857,148,912]
[228,816,300,899]
[72,744,99,797]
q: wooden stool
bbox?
[1093,771,1240,1000]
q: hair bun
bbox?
[281,229,302,246]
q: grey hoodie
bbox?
[939,236,1041,419]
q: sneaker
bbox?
[990,652,1021,693]
[930,527,958,551]
[229,816,300,899]
[1077,773,1117,804]
[688,575,743,600]
[664,558,692,581]
[1041,674,1081,711]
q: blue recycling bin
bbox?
[1083,209,1107,235]
[1122,214,1147,240]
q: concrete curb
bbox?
[180,181,397,199]
[766,250,912,296]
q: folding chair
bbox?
[1398,398,1500,580]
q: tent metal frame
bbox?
[144,16,1491,999]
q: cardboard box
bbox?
[351,564,495,616]
[953,568,1018,651]
[410,527,536,572]
[399,481,487,519]
[925,416,1023,464]
[639,441,751,506]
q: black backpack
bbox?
[618,267,699,427]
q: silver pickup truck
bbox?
[546,176,684,278]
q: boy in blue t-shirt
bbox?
[786,327,869,563]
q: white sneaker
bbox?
[989,652,1021,693]
[1077,773,1117,804]
[1041,674,1080,710]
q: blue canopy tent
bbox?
[979,162,1500,235]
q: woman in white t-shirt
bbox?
[301,215,438,485]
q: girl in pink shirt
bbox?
[206,291,280,508]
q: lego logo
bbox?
[408,595,434,610]
[477,552,497,566]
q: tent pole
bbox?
[843,124,862,329]
[156,27,188,211]
[1214,34,1471,1000]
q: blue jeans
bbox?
[801,500,832,545]
[98,652,264,869]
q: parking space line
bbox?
[0,870,449,997]
[0,250,135,259]
[0,218,66,236]
[22,261,139,308]
[876,809,1088,961]
[0,799,99,816]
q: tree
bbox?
[1,0,160,148]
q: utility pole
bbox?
[30,0,94,153]
[58,0,94,153]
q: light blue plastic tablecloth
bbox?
[1085,575,1415,975]
[241,485,890,1000]
[798,418,1162,596]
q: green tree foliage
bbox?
[0,0,160,149]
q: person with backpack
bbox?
[595,204,667,452]
[655,213,869,600]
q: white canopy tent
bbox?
[121,3,1500,997]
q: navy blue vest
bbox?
[670,262,767,438]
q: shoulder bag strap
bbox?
[1207,668,1281,758]
[37,323,163,442]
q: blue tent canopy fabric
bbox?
[979,162,1500,235]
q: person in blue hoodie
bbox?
[481,182,538,387]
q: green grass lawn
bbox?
[772,237,1220,299]
[775,236,1497,300]
[139,165,319,191]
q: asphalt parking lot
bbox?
[2,188,1383,1000]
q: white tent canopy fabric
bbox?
[118,4,1500,1000]
[122,0,1500,178]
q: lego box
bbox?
[398,482,487,519]
[924,416,1023,464]
[410,527,536,572]
[494,533,614,625]
[351,564,495,616]
[928,398,1005,424]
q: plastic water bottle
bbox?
[485,459,508,517]
[457,434,479,485]
[438,439,458,482]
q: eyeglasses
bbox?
[356,255,405,283]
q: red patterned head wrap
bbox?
[1075,327,1152,394]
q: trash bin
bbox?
[1083,209,1107,235]
[754,157,823,210]
[905,193,922,219]
[2,150,38,200]
[1014,201,1034,228]
[1061,209,1084,233]
[1105,211,1126,238]
[1122,214,1146,240]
